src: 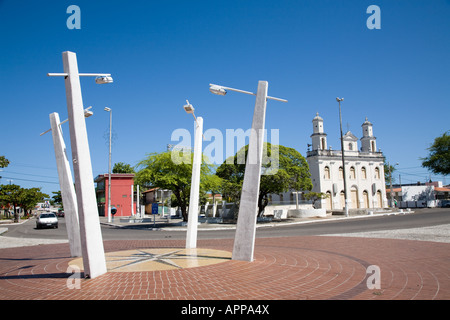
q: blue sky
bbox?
[0,0,449,196]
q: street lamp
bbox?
[183,100,199,124]
[95,76,114,84]
[184,100,205,139]
[47,51,112,279]
[183,100,203,249]
[336,97,349,217]
[39,106,95,257]
[104,107,113,223]
[209,84,288,102]
[46,112,83,257]
[210,81,287,262]
[40,106,93,136]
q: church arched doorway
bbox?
[351,187,359,209]
[376,190,383,208]
[325,191,332,210]
[362,190,369,208]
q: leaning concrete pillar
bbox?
[49,112,82,257]
[62,51,107,279]
[232,81,268,262]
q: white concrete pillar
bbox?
[232,81,268,262]
[136,185,140,218]
[212,202,217,217]
[186,117,203,249]
[62,51,107,279]
[205,202,209,216]
[131,184,134,216]
[49,112,82,257]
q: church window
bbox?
[350,166,356,179]
[348,143,353,150]
[361,167,367,179]
[324,166,330,179]
[375,167,380,179]
[339,167,343,179]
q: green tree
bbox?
[421,131,450,175]
[0,184,22,222]
[215,155,245,203]
[303,191,329,207]
[113,162,135,174]
[384,160,396,186]
[216,143,312,216]
[201,174,223,205]
[135,151,212,221]
[0,185,49,221]
[51,191,63,207]
[19,188,49,217]
[0,156,9,168]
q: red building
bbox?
[95,173,136,217]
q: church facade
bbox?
[306,113,387,210]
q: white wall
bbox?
[401,186,435,201]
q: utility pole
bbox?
[337,97,349,217]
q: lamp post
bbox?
[336,97,349,217]
[40,106,93,136]
[47,51,112,279]
[104,107,113,223]
[210,82,287,262]
[49,113,82,257]
[40,107,93,257]
[183,100,203,249]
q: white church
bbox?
[306,113,388,211]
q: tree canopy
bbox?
[0,156,9,168]
[134,151,213,221]
[0,184,49,222]
[216,143,312,216]
[113,162,135,174]
[421,131,450,175]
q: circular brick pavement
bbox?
[69,248,232,272]
[0,236,449,300]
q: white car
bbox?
[36,212,58,229]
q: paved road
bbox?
[2,208,449,245]
[260,207,450,237]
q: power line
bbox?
[1,170,59,179]
[396,166,424,170]
[397,170,447,179]
[9,163,56,171]
[0,176,60,185]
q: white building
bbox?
[306,113,387,210]
[387,181,450,208]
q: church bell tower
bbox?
[311,113,327,151]
[361,117,377,152]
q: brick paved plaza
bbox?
[1,236,449,300]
